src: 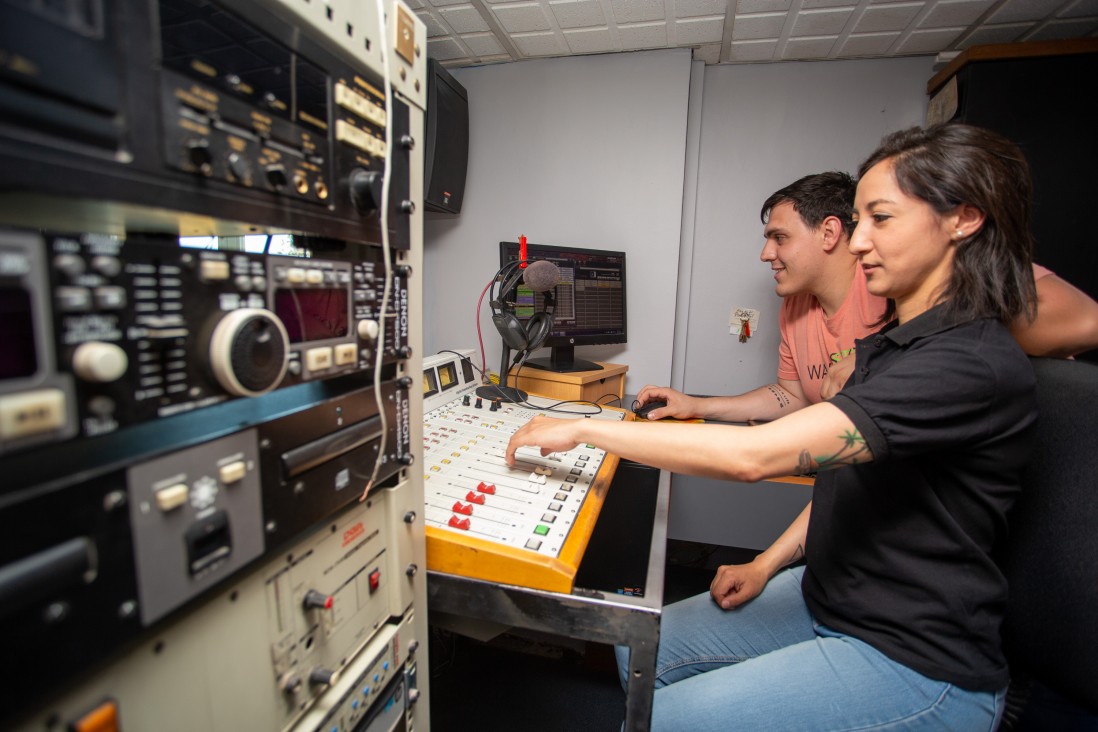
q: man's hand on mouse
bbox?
[634,385,701,420]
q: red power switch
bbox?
[368,568,381,593]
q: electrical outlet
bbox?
[729,307,760,336]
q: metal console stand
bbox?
[427,465,670,731]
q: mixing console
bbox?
[422,350,626,591]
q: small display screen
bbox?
[274,288,349,343]
[0,288,38,379]
[423,369,439,397]
[438,362,458,390]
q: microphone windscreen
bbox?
[522,260,560,293]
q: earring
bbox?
[955,229,964,238]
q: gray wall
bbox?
[423,49,936,550]
[423,48,693,394]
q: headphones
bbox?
[490,260,557,353]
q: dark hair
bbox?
[857,123,1036,325]
[760,171,857,238]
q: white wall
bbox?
[423,49,694,396]
[669,55,935,548]
[680,55,935,397]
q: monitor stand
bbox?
[524,345,603,373]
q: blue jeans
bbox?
[616,566,1006,731]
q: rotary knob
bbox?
[308,668,341,687]
[72,342,128,383]
[208,309,290,397]
[349,168,382,214]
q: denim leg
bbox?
[615,566,814,689]
[649,625,1005,731]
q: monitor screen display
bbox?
[499,241,626,372]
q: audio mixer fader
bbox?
[422,350,626,591]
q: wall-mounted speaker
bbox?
[424,59,469,214]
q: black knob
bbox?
[397,346,412,359]
[395,264,413,278]
[407,639,420,654]
[398,453,415,466]
[400,134,415,150]
[396,376,414,389]
[309,668,339,687]
[349,168,382,214]
[265,164,288,188]
[403,510,417,524]
[400,200,415,214]
[186,141,213,175]
[405,563,418,577]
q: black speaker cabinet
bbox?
[930,41,1098,362]
[424,59,469,214]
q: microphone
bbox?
[498,259,560,300]
[522,260,560,293]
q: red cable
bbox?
[475,277,494,378]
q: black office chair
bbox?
[997,357,1098,730]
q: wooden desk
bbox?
[509,361,628,403]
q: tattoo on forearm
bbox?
[794,429,869,475]
[768,385,791,409]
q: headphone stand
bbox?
[475,344,528,402]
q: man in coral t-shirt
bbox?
[637,172,870,422]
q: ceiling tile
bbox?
[550,0,608,28]
[426,36,472,59]
[428,0,471,7]
[729,37,780,58]
[1026,16,1098,38]
[676,0,732,18]
[990,0,1062,24]
[493,3,554,32]
[839,30,902,53]
[921,0,996,28]
[464,31,509,55]
[783,34,840,56]
[675,15,727,42]
[738,0,793,10]
[733,12,788,38]
[439,6,492,32]
[895,25,961,51]
[512,30,570,55]
[958,22,1029,44]
[619,20,671,47]
[802,0,858,9]
[563,26,618,52]
[792,7,854,35]
[855,3,924,32]
[1060,0,1098,18]
[417,11,452,36]
[610,0,668,23]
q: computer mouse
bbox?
[633,399,667,419]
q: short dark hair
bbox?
[857,123,1036,326]
[760,171,857,238]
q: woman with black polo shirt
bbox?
[505,122,1037,731]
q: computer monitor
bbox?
[499,241,627,373]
